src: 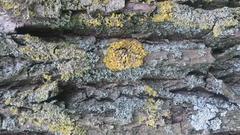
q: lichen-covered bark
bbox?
[0,0,240,135]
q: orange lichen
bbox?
[103,39,147,71]
[152,1,173,22]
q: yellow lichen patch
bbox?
[7,103,86,135]
[79,13,103,28]
[48,113,86,135]
[0,0,21,16]
[48,118,74,135]
[19,35,86,61]
[49,120,86,135]
[0,0,15,10]
[43,73,52,82]
[93,0,110,5]
[4,90,86,135]
[61,72,72,81]
[105,13,124,28]
[145,0,154,4]
[173,17,213,30]
[4,98,11,105]
[145,98,158,127]
[58,59,90,81]
[152,1,173,22]
[138,86,169,128]
[87,18,102,27]
[145,85,157,97]
[103,39,148,71]
[22,34,32,42]
[9,106,19,115]
[73,127,87,135]
[19,35,89,81]
[19,45,52,62]
[19,35,54,62]
[144,86,158,127]
[213,19,238,37]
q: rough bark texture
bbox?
[0,0,240,135]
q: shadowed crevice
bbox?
[179,0,240,10]
[15,25,63,38]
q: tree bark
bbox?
[0,0,240,135]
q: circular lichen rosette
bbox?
[103,39,148,71]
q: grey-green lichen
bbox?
[32,81,59,103]
[142,86,159,127]
[19,35,85,62]
[39,0,62,18]
[4,0,62,18]
[1,0,239,39]
[138,85,170,128]
[152,1,173,23]
[0,0,21,15]
[5,103,86,135]
[19,34,90,81]
[64,1,239,39]
[3,84,86,135]
[3,79,86,135]
[4,81,59,106]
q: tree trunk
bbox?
[0,0,240,135]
